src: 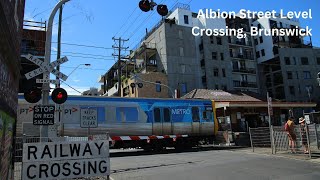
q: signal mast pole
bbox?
[41,0,70,140]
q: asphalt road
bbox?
[110,149,320,180]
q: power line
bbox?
[114,6,139,37]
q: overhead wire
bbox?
[114,6,139,37]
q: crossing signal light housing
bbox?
[24,87,42,103]
[157,4,168,16]
[139,0,151,12]
[51,88,68,104]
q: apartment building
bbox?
[252,16,320,104]
[99,3,319,104]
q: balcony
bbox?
[106,84,118,97]
[232,68,256,74]
[234,81,258,88]
[230,53,254,60]
[228,37,252,47]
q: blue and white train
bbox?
[17,95,218,149]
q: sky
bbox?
[24,0,320,95]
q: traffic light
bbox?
[139,0,151,12]
[24,87,42,103]
[157,4,168,16]
[51,88,68,104]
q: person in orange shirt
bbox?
[286,117,297,153]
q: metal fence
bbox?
[13,135,110,180]
[249,124,320,158]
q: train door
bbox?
[162,108,172,135]
[152,107,172,135]
[200,107,215,135]
[191,107,200,135]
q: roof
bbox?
[182,89,316,108]
[182,89,264,102]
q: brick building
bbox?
[0,0,25,179]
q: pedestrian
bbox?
[299,117,309,154]
[285,117,297,153]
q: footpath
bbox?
[227,146,320,164]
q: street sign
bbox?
[33,105,55,125]
[80,108,98,128]
[24,54,69,81]
[304,115,311,124]
[36,79,57,84]
[22,140,110,180]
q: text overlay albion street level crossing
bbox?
[22,140,110,180]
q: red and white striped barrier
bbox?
[110,135,188,141]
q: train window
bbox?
[192,107,200,122]
[116,107,138,123]
[163,108,171,122]
[203,111,213,122]
[154,108,161,122]
[203,111,208,120]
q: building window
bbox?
[222,68,226,77]
[287,71,292,79]
[261,49,265,56]
[179,30,183,39]
[296,71,299,79]
[212,52,217,60]
[222,85,227,91]
[233,80,240,87]
[256,51,260,58]
[259,36,263,43]
[292,57,296,65]
[289,86,295,95]
[220,53,224,60]
[215,84,219,89]
[306,85,313,94]
[254,38,258,45]
[210,36,214,44]
[156,81,161,92]
[179,47,184,56]
[285,57,290,65]
[317,57,320,65]
[303,71,311,79]
[213,68,219,77]
[184,15,189,24]
[301,57,309,65]
[181,64,186,73]
[217,37,222,45]
[180,83,187,93]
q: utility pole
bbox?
[112,37,129,97]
